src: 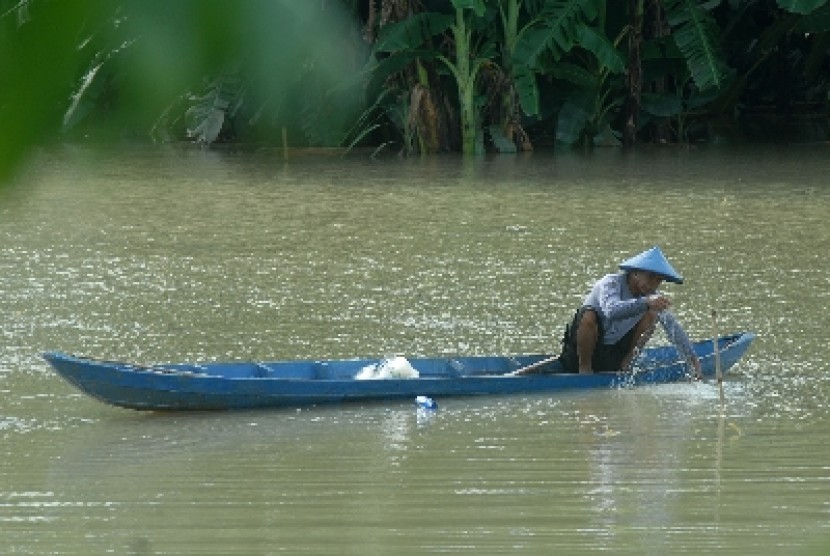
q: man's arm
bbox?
[658,312,701,378]
[597,277,649,320]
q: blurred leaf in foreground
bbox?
[0,0,363,186]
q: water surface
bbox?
[2,145,829,554]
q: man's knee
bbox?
[576,309,599,350]
[579,308,598,331]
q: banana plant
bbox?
[511,0,627,146]
[184,73,245,145]
[662,0,730,92]
[552,24,627,146]
[438,0,489,154]
[626,0,730,144]
[367,1,491,155]
[431,0,615,150]
[498,0,545,121]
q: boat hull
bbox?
[43,332,755,411]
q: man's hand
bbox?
[646,294,672,312]
[689,357,702,381]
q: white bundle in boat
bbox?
[355,356,420,380]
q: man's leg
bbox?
[620,310,658,370]
[576,309,599,373]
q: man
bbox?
[559,246,701,377]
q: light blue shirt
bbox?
[583,272,695,362]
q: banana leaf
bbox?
[185,75,245,144]
[374,13,455,52]
[796,3,830,30]
[556,94,592,144]
[513,63,540,117]
[777,0,829,14]
[513,0,600,67]
[577,26,625,74]
[451,0,487,17]
[664,0,729,91]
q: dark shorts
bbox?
[559,306,636,372]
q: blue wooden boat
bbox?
[42,332,754,411]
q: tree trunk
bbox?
[624,0,644,148]
[647,0,673,143]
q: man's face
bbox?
[631,271,664,295]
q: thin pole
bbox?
[711,308,723,401]
[510,355,559,376]
[282,127,289,161]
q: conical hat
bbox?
[618,246,684,284]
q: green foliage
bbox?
[2,0,364,164]
[0,0,108,182]
[440,4,491,154]
[577,26,624,74]
[777,0,829,14]
[640,93,683,118]
[513,63,540,116]
[2,0,830,180]
[374,13,455,52]
[555,94,593,144]
[664,0,730,91]
[513,0,600,67]
[488,124,518,153]
[797,3,830,31]
[506,0,633,147]
[452,0,487,17]
[185,74,245,144]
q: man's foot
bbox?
[578,367,594,374]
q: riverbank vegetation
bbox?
[2,0,829,178]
